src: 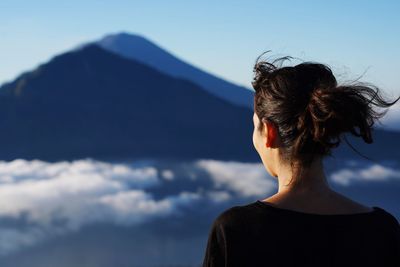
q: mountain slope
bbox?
[0,44,257,161]
[96,32,255,109]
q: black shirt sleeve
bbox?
[202,218,227,267]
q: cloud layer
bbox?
[0,157,398,255]
[0,159,201,255]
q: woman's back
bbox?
[202,201,400,266]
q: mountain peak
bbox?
[99,32,153,46]
[96,31,255,109]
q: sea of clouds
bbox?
[0,158,399,255]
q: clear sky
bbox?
[1,0,399,98]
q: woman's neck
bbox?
[275,158,330,195]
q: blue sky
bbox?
[1,0,399,97]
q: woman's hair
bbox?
[252,51,400,187]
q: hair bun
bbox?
[307,87,343,149]
[307,83,400,153]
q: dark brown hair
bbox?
[252,52,400,187]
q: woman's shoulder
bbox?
[210,201,275,229]
[211,205,245,228]
[212,200,400,230]
[375,207,400,230]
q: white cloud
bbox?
[0,159,161,226]
[161,169,175,181]
[0,159,203,255]
[0,159,159,186]
[95,190,201,226]
[330,163,400,186]
[206,190,232,203]
[195,159,276,197]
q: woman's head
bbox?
[252,52,400,188]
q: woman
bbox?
[201,53,400,266]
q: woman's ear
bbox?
[263,118,277,148]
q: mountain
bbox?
[0,44,257,161]
[0,40,398,162]
[96,32,255,109]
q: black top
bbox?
[202,200,400,267]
